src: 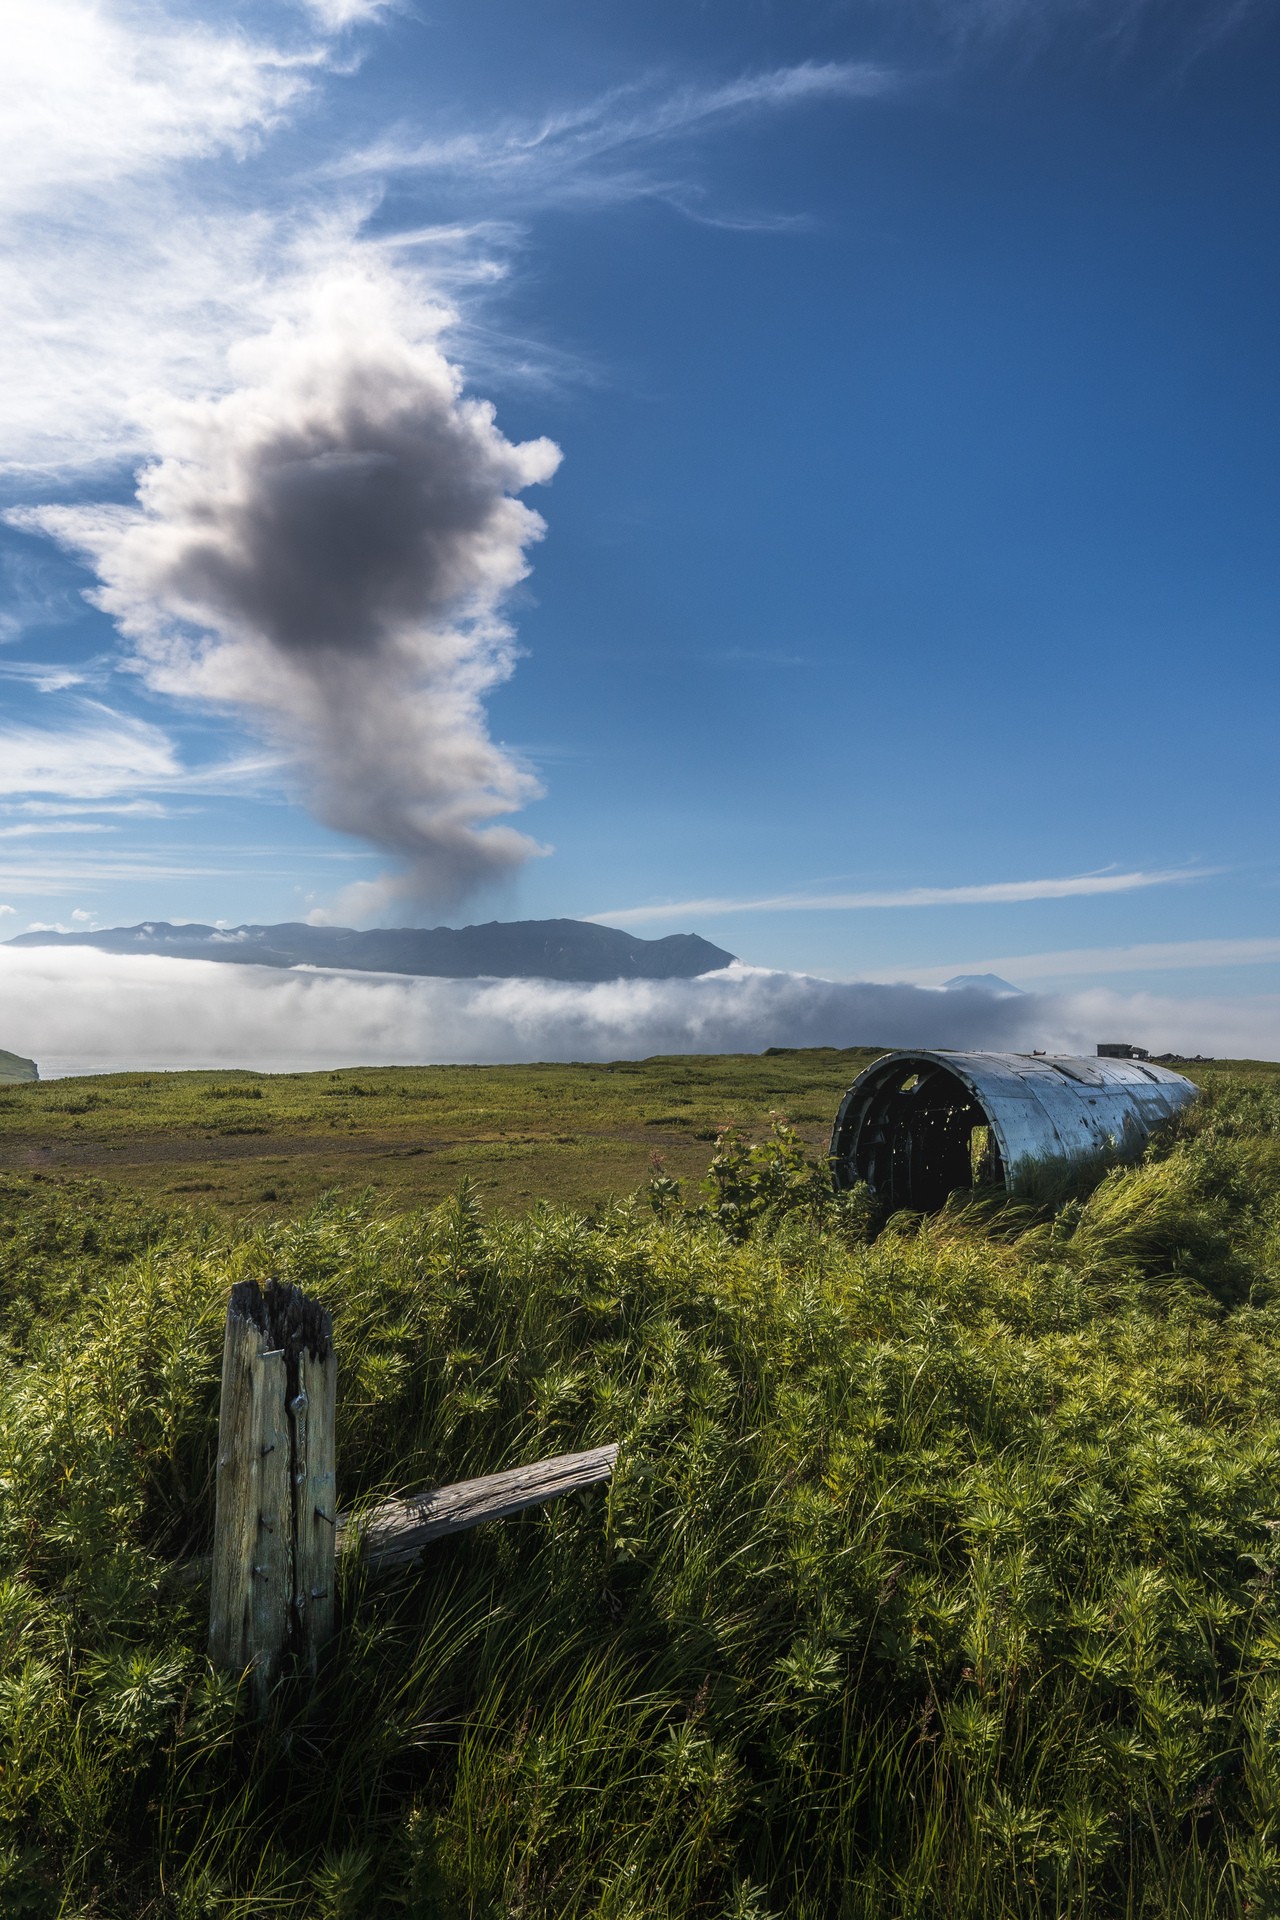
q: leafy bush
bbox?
[1,1084,1280,1915]
[651,1116,879,1244]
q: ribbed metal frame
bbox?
[830,1050,1198,1203]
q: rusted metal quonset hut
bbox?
[829,1050,1198,1211]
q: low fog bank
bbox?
[0,947,1273,1078]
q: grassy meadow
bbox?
[3,1052,1280,1915]
[0,1051,888,1215]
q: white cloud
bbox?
[0,0,336,475]
[0,543,87,643]
[0,799,175,819]
[0,948,1272,1078]
[0,905,14,917]
[342,61,894,216]
[299,0,392,26]
[0,823,116,840]
[0,711,181,797]
[0,662,90,693]
[0,858,243,897]
[0,194,365,477]
[592,868,1210,923]
[0,1,305,211]
[0,710,288,819]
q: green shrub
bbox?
[0,1084,1279,1914]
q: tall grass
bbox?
[2,1090,1280,1915]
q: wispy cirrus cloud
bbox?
[0,543,86,640]
[0,860,237,899]
[897,935,1280,986]
[338,61,895,219]
[0,661,90,693]
[590,867,1213,924]
[0,706,283,804]
[0,822,116,841]
[0,710,183,798]
[901,0,1269,64]
[0,799,176,819]
[299,0,394,28]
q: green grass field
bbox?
[4,1052,1280,1917]
[0,1049,889,1215]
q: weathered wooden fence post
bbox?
[209,1279,336,1708]
[205,1277,616,1708]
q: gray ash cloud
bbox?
[23,270,561,913]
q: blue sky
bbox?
[1,0,1278,1018]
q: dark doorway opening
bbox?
[835,1060,1004,1212]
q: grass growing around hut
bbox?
[4,1068,1280,1914]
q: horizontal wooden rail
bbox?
[205,1281,618,1702]
[338,1443,619,1572]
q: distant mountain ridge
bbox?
[0,1048,38,1084]
[6,918,737,983]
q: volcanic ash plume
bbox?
[26,270,562,909]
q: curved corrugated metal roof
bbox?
[830,1049,1198,1209]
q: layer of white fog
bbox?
[0,947,1269,1078]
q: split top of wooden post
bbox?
[229,1276,332,1370]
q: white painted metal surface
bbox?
[830,1050,1198,1207]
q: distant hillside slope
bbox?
[0,1047,38,1084]
[5,918,736,983]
